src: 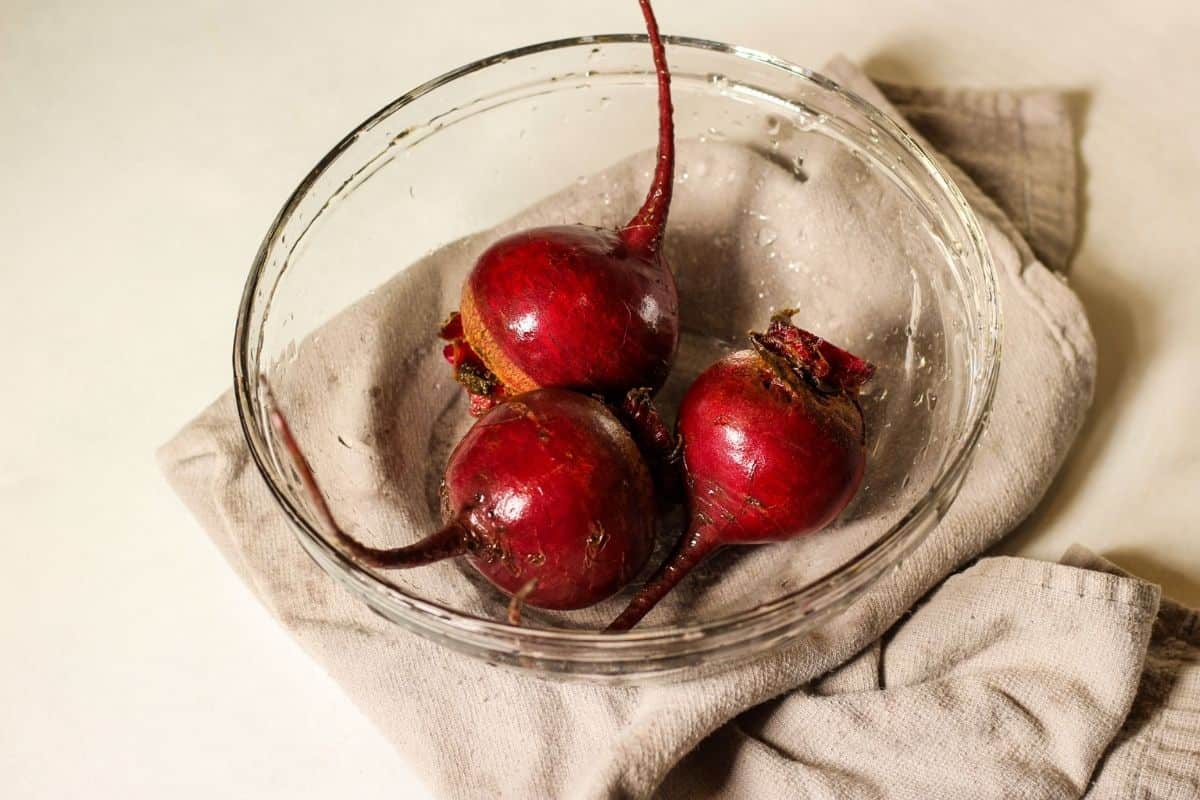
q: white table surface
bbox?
[3,1,1197,796]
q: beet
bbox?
[607,314,876,630]
[270,388,657,611]
[441,0,678,412]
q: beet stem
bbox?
[617,388,683,504]
[265,387,468,569]
[620,0,675,256]
[606,527,721,631]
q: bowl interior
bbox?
[236,36,996,675]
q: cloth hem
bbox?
[955,556,1161,615]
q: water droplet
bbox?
[708,73,729,91]
[790,155,809,183]
[756,228,778,247]
[928,393,939,410]
[765,115,781,136]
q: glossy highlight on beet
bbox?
[607,315,876,630]
[441,0,679,410]
[270,387,657,611]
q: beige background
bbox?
[2,0,1197,797]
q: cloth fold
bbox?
[1062,547,1200,799]
[159,57,1199,798]
[658,548,1195,800]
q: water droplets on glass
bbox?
[791,155,809,183]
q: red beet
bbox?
[441,0,678,412]
[607,315,876,630]
[270,388,656,611]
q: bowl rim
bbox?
[233,33,1002,658]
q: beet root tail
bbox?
[607,528,720,631]
[620,0,675,257]
[264,381,468,569]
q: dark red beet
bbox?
[441,0,678,409]
[270,388,656,611]
[607,314,876,630]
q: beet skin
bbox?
[443,389,657,609]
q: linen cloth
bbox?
[159,57,1197,797]
[660,546,1200,799]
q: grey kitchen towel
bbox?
[659,546,1199,799]
[879,79,1079,273]
[1063,548,1200,799]
[158,57,1200,798]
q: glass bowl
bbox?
[233,35,1000,683]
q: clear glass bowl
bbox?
[233,35,1000,683]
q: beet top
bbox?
[271,388,657,612]
[607,315,876,630]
